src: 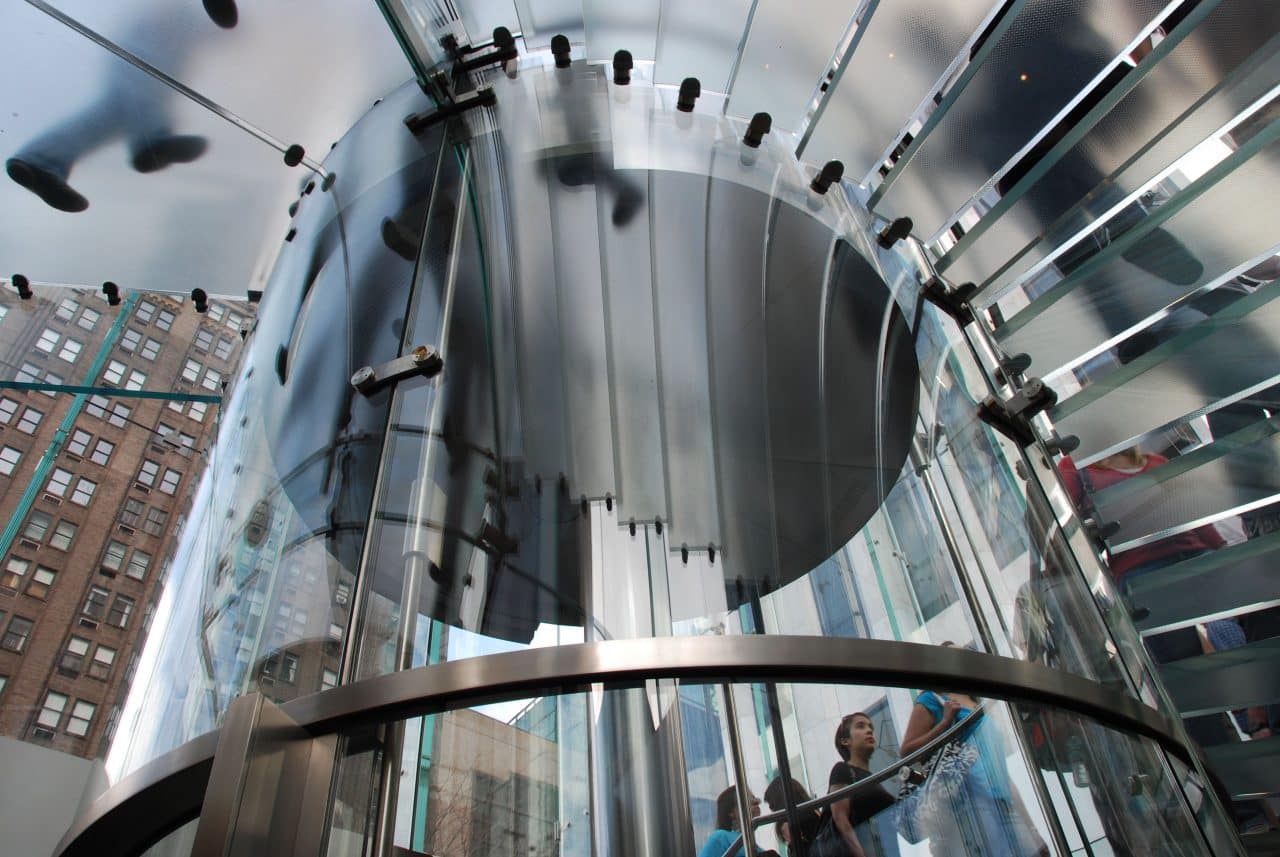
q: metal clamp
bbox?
[977,377,1057,447]
[920,276,978,326]
[351,345,443,396]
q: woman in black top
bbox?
[828,712,898,857]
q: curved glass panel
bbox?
[104,63,1181,785]
[322,679,1208,857]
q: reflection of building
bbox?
[0,288,249,759]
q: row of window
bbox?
[0,398,46,434]
[22,511,77,551]
[46,468,96,506]
[34,690,96,739]
[193,327,237,361]
[53,298,101,331]
[119,327,163,361]
[0,611,33,652]
[133,300,175,332]
[136,459,183,495]
[204,303,245,331]
[12,363,64,392]
[81,585,135,629]
[120,500,169,536]
[59,635,116,681]
[102,360,147,391]
[67,429,114,465]
[1,559,57,599]
[181,358,222,392]
[100,540,152,579]
[34,328,83,363]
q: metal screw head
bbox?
[351,366,375,389]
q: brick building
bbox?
[0,286,250,759]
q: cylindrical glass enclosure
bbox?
[94,56,1236,857]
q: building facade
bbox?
[0,288,250,759]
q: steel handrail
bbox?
[718,702,990,857]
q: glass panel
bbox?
[803,0,1003,179]
[938,0,1280,288]
[994,115,1280,374]
[583,0,659,63]
[36,0,411,157]
[1051,274,1280,461]
[725,0,860,132]
[0,1,301,297]
[0,286,249,396]
[105,107,449,776]
[873,0,1166,237]
[515,0,586,49]
[1086,416,1280,551]
[653,0,754,90]
[324,680,1209,857]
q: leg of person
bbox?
[2,94,126,212]
[125,79,208,174]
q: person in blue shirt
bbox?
[698,786,779,857]
[899,644,1047,856]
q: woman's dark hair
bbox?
[834,711,871,761]
[763,776,812,811]
[715,786,740,830]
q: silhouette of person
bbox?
[5,0,238,212]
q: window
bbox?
[50,520,75,551]
[67,429,92,456]
[214,337,234,361]
[120,498,143,528]
[167,399,185,414]
[0,398,17,424]
[1,615,33,652]
[321,669,338,690]
[54,299,77,322]
[35,328,59,353]
[0,446,21,476]
[0,675,6,695]
[136,300,156,323]
[158,468,181,495]
[27,566,56,598]
[90,438,114,466]
[181,359,201,383]
[125,369,146,391]
[77,307,100,331]
[66,700,96,737]
[85,395,108,419]
[70,477,96,506]
[107,594,135,628]
[1,558,28,591]
[189,401,208,422]
[140,338,161,361]
[208,304,226,322]
[61,636,90,674]
[83,585,109,620]
[156,309,175,331]
[88,645,116,680]
[36,691,67,730]
[143,506,168,536]
[136,459,159,487]
[102,540,128,572]
[16,363,39,383]
[16,407,42,434]
[201,368,222,392]
[108,402,130,428]
[103,360,126,386]
[178,433,195,451]
[126,550,151,581]
[23,512,51,542]
[120,327,142,352]
[40,371,62,396]
[58,338,83,363]
[194,328,213,352]
[227,311,244,331]
[47,468,73,497]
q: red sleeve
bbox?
[1056,456,1086,507]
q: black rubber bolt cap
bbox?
[551,34,571,68]
[283,144,305,167]
[677,77,701,112]
[613,50,633,85]
[810,160,844,194]
[744,112,772,147]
